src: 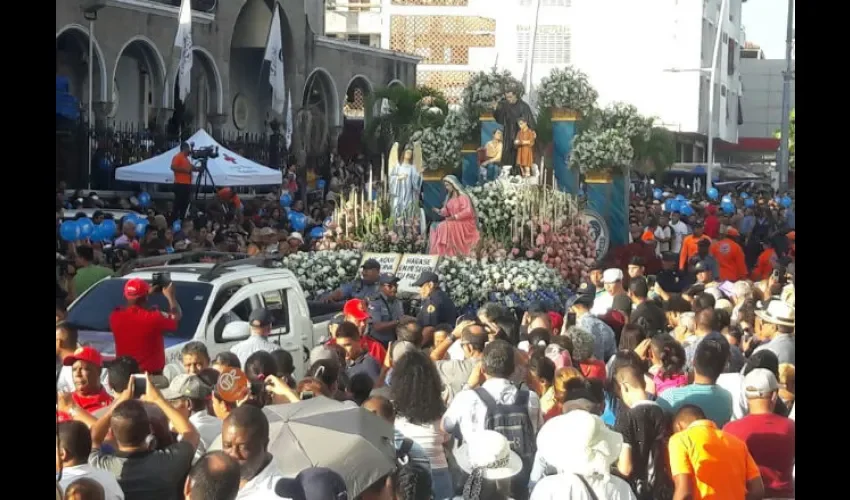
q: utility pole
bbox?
[777,0,795,192]
[706,0,728,192]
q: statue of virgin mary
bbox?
[429,175,481,256]
[387,142,423,221]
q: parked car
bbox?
[64,253,337,380]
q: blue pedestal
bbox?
[461,149,478,187]
[586,171,629,248]
[552,114,579,194]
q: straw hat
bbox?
[756,300,795,327]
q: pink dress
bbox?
[429,195,480,256]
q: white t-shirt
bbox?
[654,225,673,254]
[189,411,223,464]
[670,221,690,254]
[395,416,450,469]
[236,457,285,500]
[531,473,636,500]
[59,464,125,500]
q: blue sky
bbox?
[742,0,795,58]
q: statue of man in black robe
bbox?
[493,86,536,169]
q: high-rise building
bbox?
[327,0,746,161]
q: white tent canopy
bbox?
[115,129,282,186]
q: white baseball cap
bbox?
[602,268,623,284]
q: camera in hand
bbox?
[300,391,314,400]
[151,271,172,289]
[132,375,147,399]
[190,145,219,161]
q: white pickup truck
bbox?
[64,252,342,380]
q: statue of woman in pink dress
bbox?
[429,175,481,256]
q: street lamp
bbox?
[663,0,728,192]
[82,0,106,191]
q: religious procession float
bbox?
[273,65,675,314]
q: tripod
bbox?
[188,159,217,217]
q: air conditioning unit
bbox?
[81,0,107,15]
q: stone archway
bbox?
[56,24,108,107]
[169,46,224,134]
[343,75,374,120]
[387,79,405,89]
[229,0,296,133]
[112,36,167,128]
[302,67,341,130]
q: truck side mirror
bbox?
[222,321,250,342]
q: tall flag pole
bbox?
[174,0,193,103]
[264,6,286,115]
[285,89,293,150]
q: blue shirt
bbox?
[417,288,458,328]
[339,279,380,301]
[577,314,617,363]
[656,383,733,427]
[346,352,381,382]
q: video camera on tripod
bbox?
[190,145,219,161]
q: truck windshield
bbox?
[66,279,213,340]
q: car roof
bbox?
[121,262,296,284]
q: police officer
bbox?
[323,258,382,303]
[655,251,685,294]
[413,271,457,347]
[367,273,405,347]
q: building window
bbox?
[516,25,571,65]
[727,39,736,75]
[390,15,496,65]
[721,32,728,44]
[391,0,469,6]
[519,0,571,7]
[347,34,372,46]
[721,84,727,97]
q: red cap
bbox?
[547,312,563,333]
[343,299,370,322]
[63,346,103,368]
[124,278,150,300]
[725,227,740,237]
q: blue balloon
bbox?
[653,188,663,200]
[135,221,148,237]
[721,201,735,214]
[680,204,694,216]
[138,192,151,208]
[744,198,755,208]
[172,220,182,232]
[290,212,307,232]
[123,213,140,226]
[707,187,719,200]
[740,192,749,199]
[675,194,686,202]
[317,179,327,190]
[664,200,680,213]
[310,226,325,239]
[100,219,116,237]
[280,193,292,208]
[60,220,80,242]
[721,195,733,204]
[78,218,95,239]
[780,196,792,208]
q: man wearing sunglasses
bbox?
[367,273,405,347]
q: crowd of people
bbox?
[55,179,795,500]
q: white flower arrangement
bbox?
[599,102,653,145]
[570,128,635,174]
[467,178,523,235]
[417,109,471,171]
[278,250,363,299]
[437,257,570,311]
[461,68,524,117]
[536,66,599,117]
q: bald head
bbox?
[63,478,104,500]
[363,396,394,423]
[185,451,241,500]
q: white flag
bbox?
[285,89,293,150]
[174,0,193,102]
[264,7,286,115]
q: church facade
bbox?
[56,0,418,140]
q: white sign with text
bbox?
[396,254,441,294]
[360,252,402,274]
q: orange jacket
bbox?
[751,248,777,281]
[710,237,748,282]
[679,234,712,270]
